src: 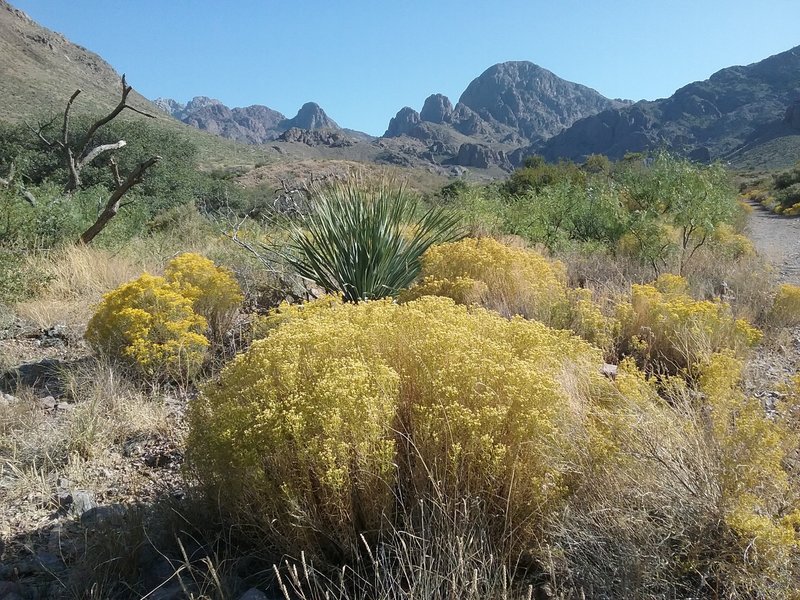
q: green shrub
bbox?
[284,181,462,301]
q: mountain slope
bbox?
[541,46,800,164]
[0,0,271,167]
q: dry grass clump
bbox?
[15,245,156,331]
[767,283,800,329]
[0,358,172,508]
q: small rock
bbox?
[80,503,126,526]
[601,363,618,379]
[239,589,269,600]
[69,490,96,518]
[39,396,56,410]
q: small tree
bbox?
[27,75,161,243]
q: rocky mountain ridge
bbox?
[539,46,800,165]
[3,0,800,173]
[153,96,368,145]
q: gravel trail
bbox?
[746,204,800,285]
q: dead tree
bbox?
[27,75,161,243]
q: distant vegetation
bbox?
[741,159,800,215]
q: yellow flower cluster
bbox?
[698,352,799,584]
[402,237,567,322]
[164,252,243,339]
[85,253,242,380]
[402,237,616,349]
[85,273,209,380]
[623,274,761,372]
[710,224,755,259]
[768,283,800,328]
[187,295,613,555]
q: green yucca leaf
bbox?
[284,181,462,302]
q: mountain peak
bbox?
[287,102,339,130]
[458,60,618,141]
[420,94,453,124]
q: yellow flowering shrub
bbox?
[710,224,755,259]
[164,252,243,339]
[85,273,209,380]
[767,283,800,329]
[187,295,614,558]
[622,274,761,373]
[401,237,567,323]
[401,237,617,350]
[698,352,799,588]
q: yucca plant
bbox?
[285,181,462,302]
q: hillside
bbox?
[0,0,271,169]
[540,46,800,167]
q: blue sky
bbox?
[11,1,800,136]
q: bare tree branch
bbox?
[24,75,161,242]
[25,116,60,149]
[78,156,161,244]
[62,89,81,147]
[77,74,156,160]
[109,157,123,188]
[77,140,127,170]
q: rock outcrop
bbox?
[458,61,625,142]
[420,94,454,124]
[285,102,338,130]
[384,107,422,138]
[454,143,511,169]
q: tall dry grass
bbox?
[15,245,158,331]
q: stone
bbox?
[68,490,96,518]
[454,143,510,169]
[80,503,126,526]
[601,363,618,380]
[38,396,56,410]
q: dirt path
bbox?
[746,204,800,285]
